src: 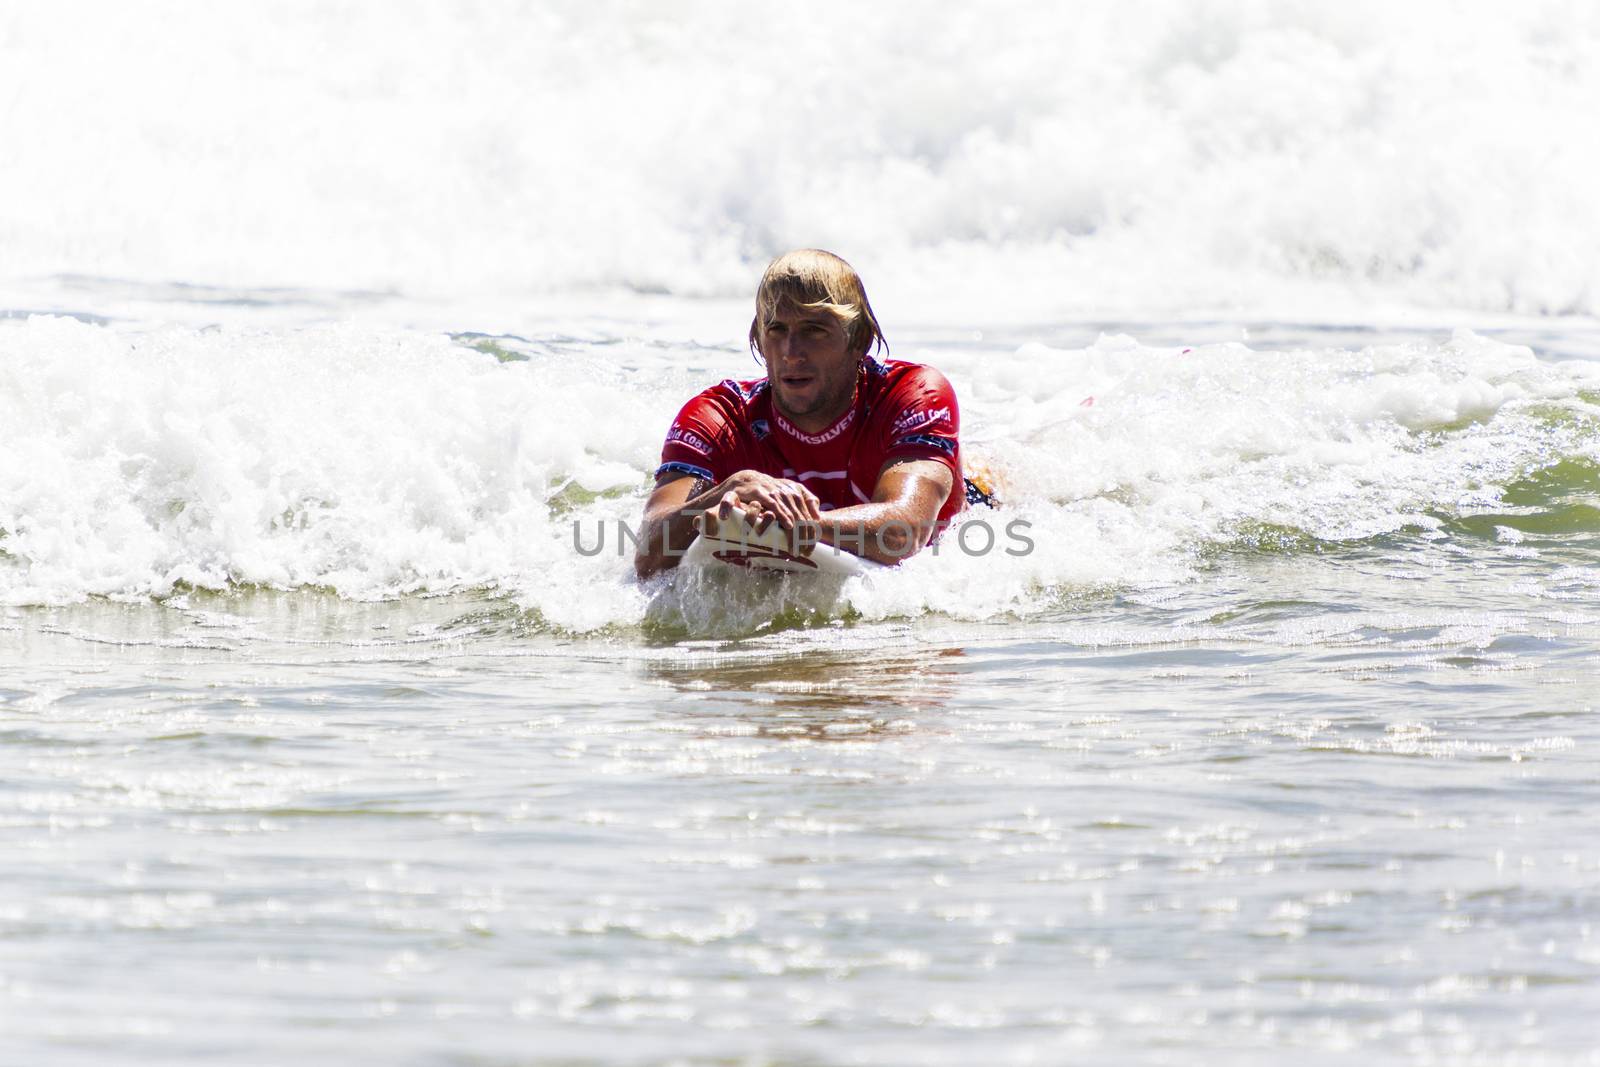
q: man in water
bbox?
[635,249,973,578]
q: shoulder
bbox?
[672,377,769,433]
[714,375,771,407]
[867,358,959,432]
[658,378,768,484]
[868,357,956,400]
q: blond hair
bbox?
[748,249,887,359]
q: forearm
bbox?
[634,481,725,578]
[813,501,938,564]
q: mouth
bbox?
[780,374,815,389]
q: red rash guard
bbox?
[655,356,965,527]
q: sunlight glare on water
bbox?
[3,306,1600,1064]
[4,1,1600,1062]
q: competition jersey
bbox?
[655,356,964,526]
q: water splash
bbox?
[4,317,1595,631]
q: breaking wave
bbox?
[2,1,1597,318]
[3,316,1596,630]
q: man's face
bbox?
[758,300,859,427]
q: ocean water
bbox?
[4,298,1599,1066]
[4,1,1599,318]
[6,3,1600,1064]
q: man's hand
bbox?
[712,471,822,535]
[635,469,822,578]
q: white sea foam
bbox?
[1,1,1597,319]
[3,317,1594,626]
[0,317,664,623]
[846,329,1600,623]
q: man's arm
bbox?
[634,471,822,579]
[811,459,954,565]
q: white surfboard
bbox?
[680,510,883,577]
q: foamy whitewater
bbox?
[3,315,1598,630]
[3,0,1599,316]
[4,4,1600,1065]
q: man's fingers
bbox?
[719,476,822,536]
[748,489,789,530]
[788,489,818,526]
[783,480,822,522]
[775,492,803,530]
[796,520,818,553]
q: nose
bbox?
[773,332,805,364]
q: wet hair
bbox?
[748,249,887,360]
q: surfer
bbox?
[636,249,988,578]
